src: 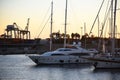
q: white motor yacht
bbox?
[28,44,98,65]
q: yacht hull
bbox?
[29,55,93,65]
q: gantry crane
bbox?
[19,18,30,39]
[4,18,31,39]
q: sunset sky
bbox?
[0,0,120,39]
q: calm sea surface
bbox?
[0,55,120,80]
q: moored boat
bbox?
[82,53,120,68]
[29,44,98,65]
[82,0,120,69]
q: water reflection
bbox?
[0,55,120,80]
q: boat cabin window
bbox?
[64,49,72,51]
[69,53,90,56]
[51,54,64,56]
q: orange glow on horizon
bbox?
[0,0,120,39]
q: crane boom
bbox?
[25,18,30,31]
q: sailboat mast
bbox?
[111,0,113,38]
[50,1,53,51]
[112,0,117,54]
[64,0,68,47]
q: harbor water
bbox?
[0,55,120,80]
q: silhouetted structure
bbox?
[1,18,30,39]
